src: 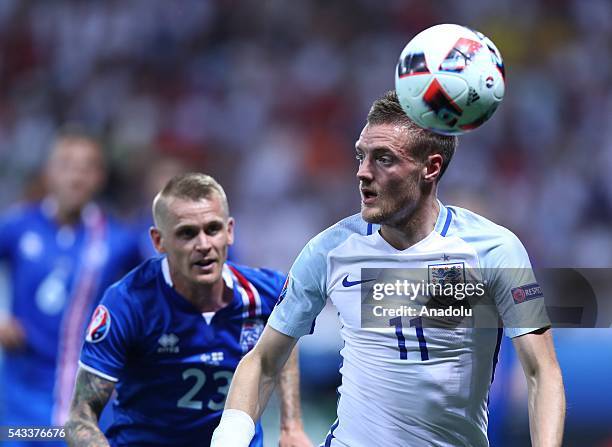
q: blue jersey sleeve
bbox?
[0,207,23,260]
[255,267,286,314]
[79,283,141,382]
[226,262,287,320]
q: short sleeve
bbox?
[484,232,550,338]
[267,240,328,339]
[79,284,139,382]
[254,267,287,310]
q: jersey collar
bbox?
[161,256,173,286]
[366,200,451,238]
[162,257,235,289]
[160,257,244,316]
[369,200,452,253]
[433,200,452,237]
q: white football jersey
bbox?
[268,203,549,447]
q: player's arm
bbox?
[513,327,565,447]
[65,368,114,447]
[211,326,298,447]
[277,347,313,447]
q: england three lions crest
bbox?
[428,262,466,287]
[240,319,265,353]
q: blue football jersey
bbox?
[0,200,141,430]
[80,257,285,447]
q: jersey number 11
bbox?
[389,317,429,361]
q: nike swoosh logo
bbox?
[342,274,375,287]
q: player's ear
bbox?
[226,217,235,246]
[423,153,443,183]
[150,227,166,254]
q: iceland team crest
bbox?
[240,319,264,353]
[85,305,111,343]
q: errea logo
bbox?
[157,333,180,353]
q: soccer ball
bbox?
[395,24,505,135]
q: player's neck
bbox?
[44,195,85,226]
[55,208,83,226]
[174,278,232,313]
[380,197,439,250]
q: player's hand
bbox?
[279,423,313,447]
[0,316,26,351]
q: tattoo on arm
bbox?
[65,368,115,447]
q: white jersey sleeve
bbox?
[481,229,550,338]
[267,241,327,338]
[448,206,550,338]
[268,214,373,338]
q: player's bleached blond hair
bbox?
[152,173,230,229]
[366,90,458,180]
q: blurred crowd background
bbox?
[0,0,610,445]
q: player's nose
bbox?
[356,157,374,182]
[194,232,212,252]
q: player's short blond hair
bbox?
[152,173,229,229]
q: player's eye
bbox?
[355,152,365,163]
[177,228,198,239]
[378,155,394,165]
[206,223,223,236]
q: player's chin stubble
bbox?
[361,206,386,224]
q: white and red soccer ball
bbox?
[395,24,505,135]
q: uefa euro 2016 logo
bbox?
[85,305,111,343]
